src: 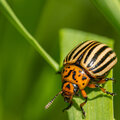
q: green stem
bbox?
[0,0,59,71]
[91,0,120,34]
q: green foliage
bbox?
[60,29,114,120]
[0,0,59,71]
[0,0,119,120]
[91,0,120,34]
[90,1,120,119]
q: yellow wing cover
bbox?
[63,40,117,78]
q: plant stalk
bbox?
[0,0,59,71]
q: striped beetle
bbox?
[45,40,117,117]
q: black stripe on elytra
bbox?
[89,50,113,70]
[68,41,86,61]
[84,43,100,63]
[72,41,94,59]
[72,71,76,80]
[87,46,108,68]
[99,67,111,77]
[75,53,84,64]
[64,70,73,78]
[75,42,97,64]
[93,56,116,73]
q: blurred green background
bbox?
[0,0,119,120]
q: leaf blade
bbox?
[60,28,114,120]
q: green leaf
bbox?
[0,0,59,71]
[90,0,120,34]
[60,29,115,120]
[90,1,120,120]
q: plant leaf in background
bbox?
[60,29,115,120]
[0,0,119,120]
[90,1,120,119]
[0,0,59,71]
[91,0,120,33]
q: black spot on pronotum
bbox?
[82,83,85,85]
[73,71,76,74]
[78,74,81,77]
[64,70,73,78]
[66,84,70,89]
[72,71,76,80]
[82,76,87,80]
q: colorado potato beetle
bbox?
[45,40,117,117]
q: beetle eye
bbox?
[72,83,79,94]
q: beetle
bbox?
[45,40,117,117]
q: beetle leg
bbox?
[56,71,61,74]
[80,89,88,117]
[63,101,73,112]
[76,93,80,97]
[88,84,116,96]
[97,78,114,84]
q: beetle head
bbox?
[45,81,79,109]
[62,81,75,103]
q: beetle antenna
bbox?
[45,91,63,109]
